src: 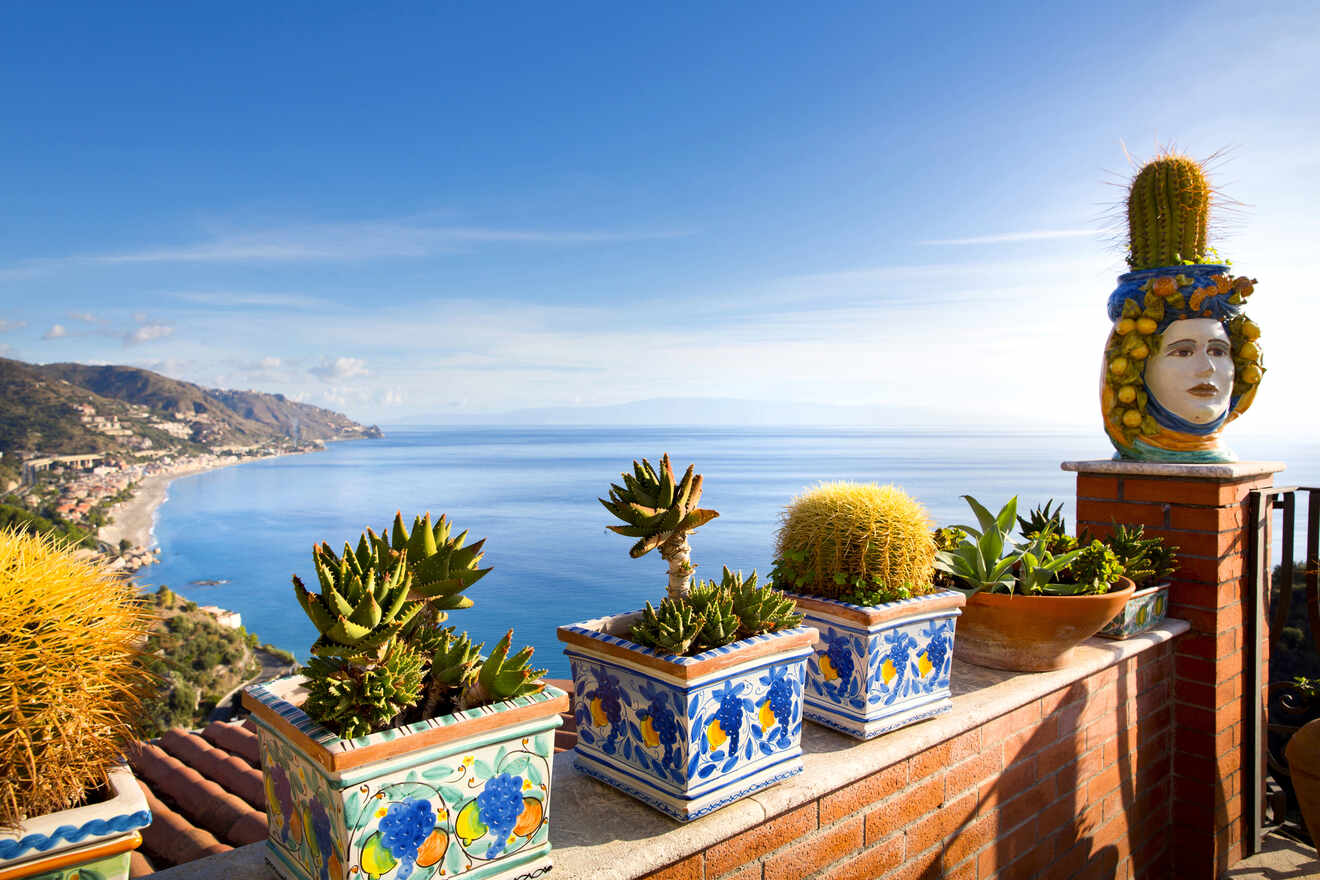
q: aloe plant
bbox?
[1016,528,1084,595]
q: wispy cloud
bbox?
[125,324,174,345]
[309,356,369,381]
[83,221,691,265]
[0,319,26,332]
[917,229,1097,246]
[68,311,102,323]
[42,324,67,339]
[168,291,332,309]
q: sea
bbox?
[140,426,1318,678]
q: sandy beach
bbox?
[99,453,296,552]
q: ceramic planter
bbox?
[788,590,966,739]
[954,578,1136,672]
[0,764,151,880]
[1098,582,1169,639]
[241,675,568,880]
[557,613,817,821]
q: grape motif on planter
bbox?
[474,773,525,859]
[307,796,334,880]
[759,665,800,748]
[924,623,950,677]
[373,798,433,880]
[637,686,680,770]
[581,670,625,754]
[823,634,855,690]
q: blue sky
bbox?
[1,1,1316,432]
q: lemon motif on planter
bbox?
[916,652,934,679]
[358,831,397,879]
[759,699,777,730]
[706,717,728,749]
[641,715,661,747]
[819,653,840,682]
[880,658,898,685]
[455,799,487,846]
[589,696,610,727]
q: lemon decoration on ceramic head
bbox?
[1100,151,1263,462]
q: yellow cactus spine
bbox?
[0,528,154,828]
[773,482,936,600]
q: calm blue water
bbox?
[141,426,1318,677]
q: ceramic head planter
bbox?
[1101,154,1264,462]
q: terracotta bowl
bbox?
[953,578,1136,672]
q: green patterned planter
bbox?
[242,675,568,880]
[1098,583,1169,639]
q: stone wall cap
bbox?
[1061,459,1286,479]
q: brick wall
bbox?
[1074,464,1276,877]
[639,642,1175,880]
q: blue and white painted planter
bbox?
[0,764,150,880]
[242,675,568,880]
[789,590,965,740]
[557,612,818,821]
[1098,583,1169,639]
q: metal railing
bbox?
[1247,486,1320,854]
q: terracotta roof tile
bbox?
[200,719,261,768]
[157,728,265,810]
[134,779,231,866]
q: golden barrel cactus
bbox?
[773,482,936,600]
[0,529,154,827]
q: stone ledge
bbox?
[149,620,1189,880]
[1062,459,1285,480]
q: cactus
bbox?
[1127,154,1211,270]
[773,482,936,601]
[0,529,155,828]
[459,630,546,710]
[600,454,719,599]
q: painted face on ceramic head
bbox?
[1144,318,1234,424]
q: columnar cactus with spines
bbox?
[1127,154,1211,270]
[601,454,718,599]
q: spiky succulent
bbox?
[294,512,544,739]
[601,454,719,598]
[412,626,483,718]
[630,597,706,656]
[727,568,802,636]
[629,568,802,656]
[293,544,420,661]
[459,630,546,710]
[302,640,426,740]
[354,511,490,620]
[1016,500,1078,556]
[1102,524,1177,588]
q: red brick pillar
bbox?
[1065,459,1282,877]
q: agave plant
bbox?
[933,496,1023,596]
